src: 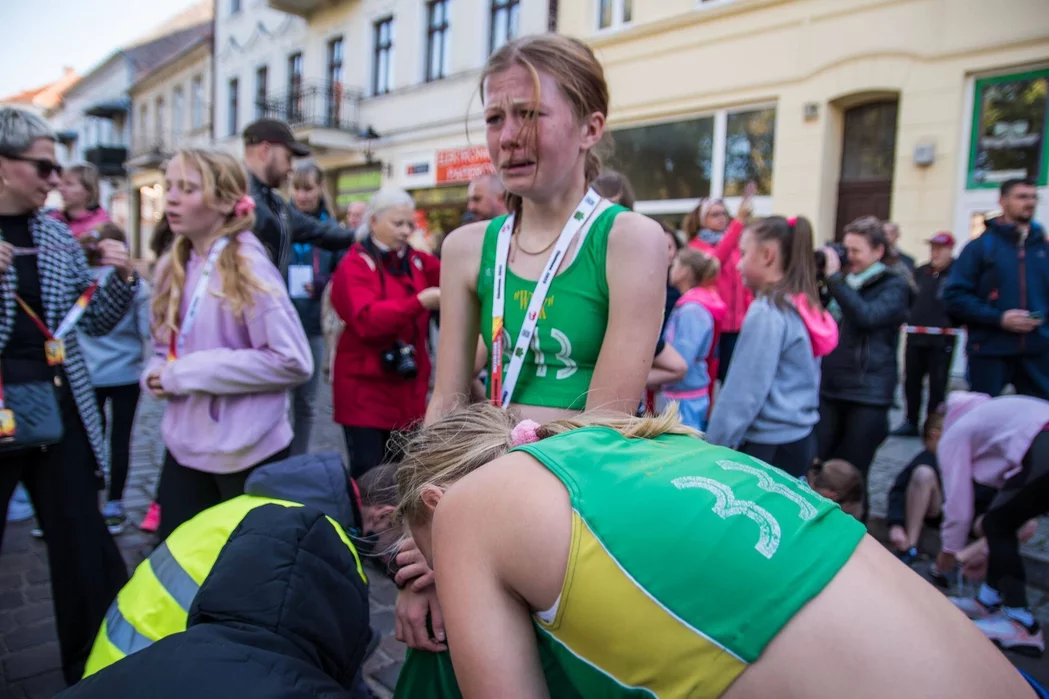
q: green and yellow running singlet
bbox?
[395,429,864,698]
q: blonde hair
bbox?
[480,34,610,221]
[151,148,265,339]
[675,248,719,288]
[65,162,100,209]
[395,403,700,524]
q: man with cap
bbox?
[892,231,959,436]
[242,119,355,274]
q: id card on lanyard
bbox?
[14,269,111,367]
[489,188,603,408]
[167,238,228,361]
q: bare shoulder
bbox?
[608,211,666,254]
[439,220,490,291]
[434,451,572,608]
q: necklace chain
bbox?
[512,230,559,256]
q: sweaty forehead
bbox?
[483,64,561,109]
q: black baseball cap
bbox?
[243,119,311,157]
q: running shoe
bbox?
[30,527,43,539]
[102,501,127,535]
[975,615,1045,657]
[930,566,962,590]
[897,547,920,565]
[891,422,919,437]
[949,596,1000,620]
[139,501,161,533]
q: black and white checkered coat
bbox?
[0,211,137,472]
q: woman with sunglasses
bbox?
[0,107,138,685]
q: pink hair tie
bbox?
[787,216,797,227]
[233,195,256,217]
[510,419,541,447]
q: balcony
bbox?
[265,0,346,18]
[258,82,363,151]
[84,145,128,178]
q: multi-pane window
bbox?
[373,18,394,96]
[138,104,148,151]
[288,52,304,121]
[191,75,204,129]
[489,0,519,54]
[228,78,239,136]
[255,66,268,119]
[172,87,184,143]
[426,0,450,82]
[327,37,344,125]
[154,96,165,145]
[723,107,776,196]
[598,0,632,30]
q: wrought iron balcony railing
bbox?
[258,82,362,133]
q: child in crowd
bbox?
[935,390,1049,655]
[79,223,152,534]
[650,248,724,430]
[887,410,945,564]
[807,459,864,519]
[705,216,838,477]
[144,148,312,540]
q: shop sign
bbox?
[436,146,494,184]
[967,69,1049,189]
[406,161,430,176]
[336,167,383,208]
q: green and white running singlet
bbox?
[477,205,625,410]
[394,429,864,698]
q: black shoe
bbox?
[897,547,920,565]
[891,422,920,437]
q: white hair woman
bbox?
[0,106,137,684]
[328,187,441,478]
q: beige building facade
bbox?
[127,37,214,258]
[559,0,1049,255]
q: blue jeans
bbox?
[290,335,326,456]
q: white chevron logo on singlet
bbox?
[716,460,819,521]
[673,476,782,559]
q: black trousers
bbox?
[343,426,394,480]
[0,384,128,685]
[156,446,291,541]
[982,430,1049,610]
[968,355,1049,401]
[903,338,955,425]
[95,383,141,503]
[817,398,890,519]
[716,332,740,382]
[739,430,817,479]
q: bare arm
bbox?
[424,222,486,425]
[588,213,668,414]
[646,342,687,387]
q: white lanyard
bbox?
[53,268,113,339]
[490,188,603,408]
[170,238,228,360]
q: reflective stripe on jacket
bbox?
[83,494,365,678]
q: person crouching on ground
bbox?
[144,148,312,541]
[887,410,945,563]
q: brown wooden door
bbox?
[834,100,899,240]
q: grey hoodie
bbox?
[705,296,833,449]
[244,452,357,534]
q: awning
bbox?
[85,97,130,119]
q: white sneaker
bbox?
[975,614,1045,657]
[949,596,999,620]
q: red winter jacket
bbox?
[688,218,752,334]
[330,242,440,430]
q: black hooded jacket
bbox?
[57,505,371,699]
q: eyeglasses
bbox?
[0,152,62,179]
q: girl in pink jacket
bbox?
[936,390,1049,656]
[143,149,312,539]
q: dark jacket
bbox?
[330,239,440,430]
[908,261,957,346]
[821,267,914,407]
[250,174,355,276]
[886,449,940,528]
[59,504,371,699]
[287,205,339,337]
[943,218,1049,357]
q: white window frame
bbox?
[596,0,632,32]
[372,16,395,96]
[622,101,777,219]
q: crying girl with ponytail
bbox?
[704,215,839,478]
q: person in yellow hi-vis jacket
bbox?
[81,452,393,698]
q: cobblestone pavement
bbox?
[1,388,1047,696]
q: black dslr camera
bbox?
[382,341,418,379]
[814,242,848,279]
